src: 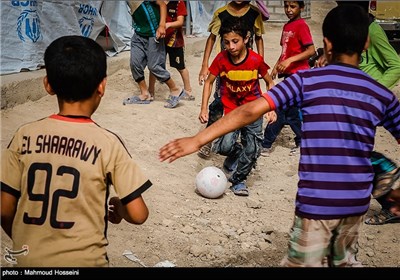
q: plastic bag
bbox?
[255,0,270,21]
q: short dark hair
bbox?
[322,4,369,56]
[44,36,107,102]
[336,1,369,12]
[219,17,249,39]
[284,1,305,8]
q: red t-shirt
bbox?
[279,18,313,74]
[165,1,187,48]
[209,49,270,114]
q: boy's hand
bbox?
[271,67,278,80]
[314,55,328,68]
[276,59,291,74]
[156,26,166,40]
[159,137,201,163]
[198,109,209,124]
[108,196,123,224]
[198,66,209,86]
[264,111,277,124]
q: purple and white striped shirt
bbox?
[263,63,400,219]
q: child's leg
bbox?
[366,153,400,225]
[330,216,364,267]
[262,110,285,148]
[212,130,241,159]
[178,68,193,97]
[212,129,241,175]
[168,46,194,99]
[370,151,399,200]
[281,216,332,267]
[207,96,224,127]
[207,76,223,127]
[129,34,148,96]
[198,76,223,158]
[148,72,156,99]
[286,106,302,147]
[281,215,363,267]
[229,117,263,184]
[147,38,175,91]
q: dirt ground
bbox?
[1,2,399,268]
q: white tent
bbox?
[0,0,133,75]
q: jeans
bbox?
[206,75,223,127]
[213,117,263,184]
[262,107,302,148]
[371,151,398,210]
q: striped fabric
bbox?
[263,63,400,219]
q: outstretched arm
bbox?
[159,97,273,163]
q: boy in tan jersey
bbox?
[0,35,151,267]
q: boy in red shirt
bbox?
[199,17,273,196]
[261,1,315,156]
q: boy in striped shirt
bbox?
[160,4,400,267]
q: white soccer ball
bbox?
[195,166,228,199]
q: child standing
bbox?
[124,0,184,108]
[148,0,195,101]
[261,1,315,157]
[197,1,266,159]
[159,4,400,266]
[1,36,152,267]
[199,17,273,196]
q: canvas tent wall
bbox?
[0,1,310,76]
[0,0,133,75]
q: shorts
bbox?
[281,215,364,267]
[166,46,185,70]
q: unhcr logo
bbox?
[13,0,41,43]
[78,17,94,37]
[78,4,97,38]
[16,9,41,43]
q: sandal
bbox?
[230,182,249,196]
[372,167,400,198]
[123,95,153,105]
[365,209,400,225]
[198,142,212,159]
[164,90,185,109]
[181,92,195,101]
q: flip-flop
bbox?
[365,209,400,225]
[164,90,185,109]
[230,182,249,196]
[123,95,152,105]
[181,92,195,101]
